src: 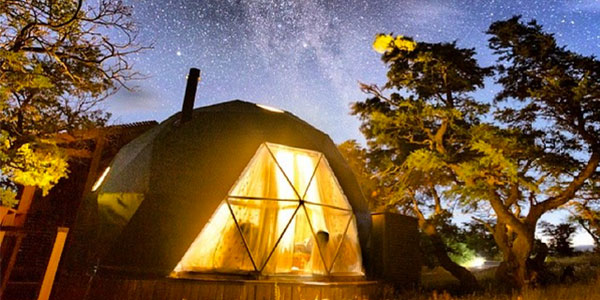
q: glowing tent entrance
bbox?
[174,143,363,277]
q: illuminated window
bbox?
[174,143,363,276]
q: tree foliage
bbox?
[570,199,600,249]
[352,34,493,290]
[355,16,600,289]
[337,140,382,209]
[540,222,576,257]
[0,0,147,205]
[462,221,500,260]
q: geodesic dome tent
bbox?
[90,100,371,278]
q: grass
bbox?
[404,253,600,300]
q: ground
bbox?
[400,253,600,300]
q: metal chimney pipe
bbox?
[181,68,201,123]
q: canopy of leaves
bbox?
[540,221,576,257]
[338,140,383,209]
[0,0,146,204]
[353,34,493,211]
[485,16,600,226]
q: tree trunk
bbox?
[411,194,480,290]
[494,225,535,289]
[427,232,481,291]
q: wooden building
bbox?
[0,121,157,300]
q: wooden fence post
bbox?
[37,227,69,300]
[0,207,7,246]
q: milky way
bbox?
[108,0,599,144]
[105,0,600,244]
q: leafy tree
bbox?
[540,222,576,257]
[338,140,382,209]
[419,216,478,269]
[356,16,600,289]
[462,221,500,260]
[476,16,600,287]
[352,34,492,290]
[569,199,600,249]
[0,0,147,205]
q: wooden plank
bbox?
[14,185,35,227]
[37,227,70,300]
[255,282,273,300]
[127,280,140,300]
[0,207,8,247]
[277,283,293,300]
[177,280,190,300]
[64,148,93,158]
[196,281,219,299]
[138,279,156,300]
[216,282,225,300]
[223,282,244,300]
[0,234,24,298]
[82,278,385,300]
[292,284,321,300]
[152,279,171,300]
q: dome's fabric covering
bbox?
[92,100,371,276]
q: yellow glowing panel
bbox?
[174,201,254,273]
[266,143,321,199]
[173,142,363,277]
[330,214,364,275]
[261,207,327,275]
[229,144,297,199]
[305,204,354,271]
[303,157,352,209]
[228,198,298,269]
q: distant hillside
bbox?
[575,245,596,252]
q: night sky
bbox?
[106,0,600,245]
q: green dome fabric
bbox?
[92,100,371,276]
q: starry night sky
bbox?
[105,0,600,244]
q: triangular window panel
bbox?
[261,207,327,275]
[266,143,321,199]
[229,144,298,200]
[227,198,299,270]
[330,215,364,275]
[304,204,353,271]
[174,142,363,277]
[174,201,254,273]
[303,157,352,210]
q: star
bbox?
[105,0,600,252]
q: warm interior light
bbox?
[173,143,363,276]
[92,167,110,192]
[256,103,284,113]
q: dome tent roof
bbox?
[92,100,371,276]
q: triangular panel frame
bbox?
[173,142,364,277]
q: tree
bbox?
[337,140,382,209]
[462,221,500,260]
[540,222,576,257]
[477,16,600,287]
[1,0,147,205]
[570,199,600,249]
[352,34,492,290]
[355,16,600,289]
